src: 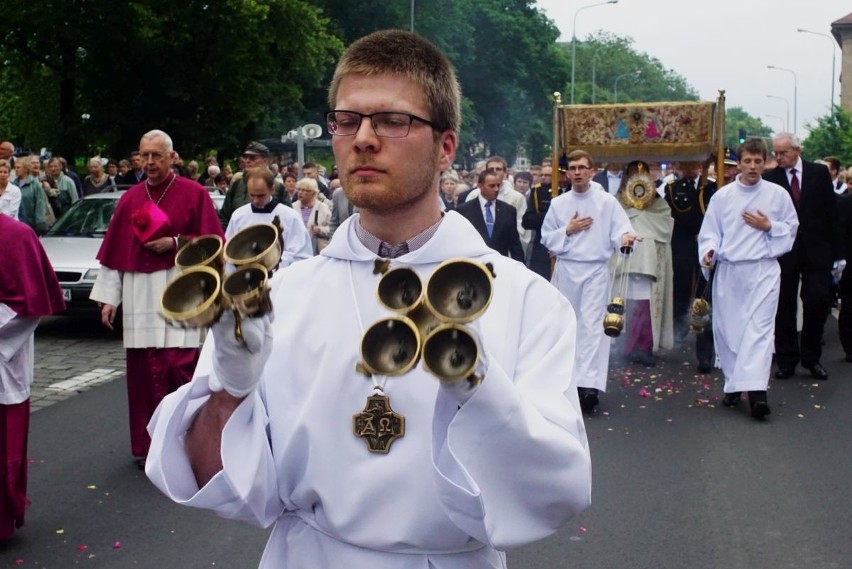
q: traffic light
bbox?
[738,128,747,143]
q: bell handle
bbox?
[233,308,245,345]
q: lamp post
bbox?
[591,53,598,104]
[767,65,797,134]
[613,70,640,103]
[765,114,785,133]
[570,0,618,104]
[766,94,789,131]
[797,28,836,110]
[410,0,415,32]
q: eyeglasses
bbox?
[140,152,166,162]
[325,110,438,138]
[566,165,590,172]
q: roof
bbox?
[831,12,852,45]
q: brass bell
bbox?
[421,323,480,383]
[357,316,421,377]
[425,258,494,323]
[160,265,223,328]
[377,266,423,312]
[222,263,270,318]
[224,223,282,271]
[175,235,224,273]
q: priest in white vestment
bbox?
[224,167,313,269]
[145,30,591,569]
[698,138,798,418]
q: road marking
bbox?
[47,368,123,392]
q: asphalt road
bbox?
[4,312,852,568]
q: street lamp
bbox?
[613,70,640,103]
[767,65,797,134]
[766,94,789,131]
[410,0,415,32]
[591,53,598,104]
[570,0,618,104]
[797,28,836,110]
[765,114,785,132]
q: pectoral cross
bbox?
[353,392,405,454]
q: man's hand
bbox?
[621,233,639,248]
[143,236,176,254]
[99,302,117,331]
[742,210,771,232]
[311,225,322,235]
[702,249,715,268]
[566,212,593,235]
[210,311,273,398]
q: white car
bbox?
[40,189,225,311]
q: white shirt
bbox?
[541,186,633,263]
[225,201,313,269]
[0,183,21,219]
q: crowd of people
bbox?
[1,28,850,568]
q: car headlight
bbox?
[83,269,101,281]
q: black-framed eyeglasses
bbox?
[325,110,438,138]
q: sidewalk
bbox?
[32,314,125,411]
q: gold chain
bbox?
[145,173,176,205]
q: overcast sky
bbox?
[535,0,849,138]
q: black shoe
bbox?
[722,392,741,407]
[748,391,770,418]
[804,363,829,380]
[134,458,147,470]
[578,387,599,412]
[697,360,712,373]
[846,353,852,363]
[774,366,795,379]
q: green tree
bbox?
[0,0,342,159]
[801,106,852,165]
[320,0,570,167]
[568,32,699,105]
[724,107,772,151]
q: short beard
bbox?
[345,142,441,214]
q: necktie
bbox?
[484,201,494,238]
[790,168,800,207]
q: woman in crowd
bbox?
[440,172,458,210]
[12,157,49,233]
[292,177,330,255]
[0,160,21,219]
[83,157,115,196]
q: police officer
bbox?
[664,159,716,372]
[523,164,569,279]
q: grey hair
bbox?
[141,129,174,152]
[774,132,801,149]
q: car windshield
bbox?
[46,197,117,237]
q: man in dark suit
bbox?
[592,162,623,196]
[457,169,524,261]
[763,133,845,380]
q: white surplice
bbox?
[145,211,591,569]
[0,303,40,405]
[540,188,633,391]
[90,268,204,348]
[697,176,798,393]
[225,202,313,269]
